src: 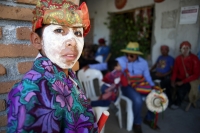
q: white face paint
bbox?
[181,45,190,56]
[42,25,84,69]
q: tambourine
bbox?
[146,90,168,113]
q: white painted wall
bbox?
[87,0,111,45]
[86,0,200,63]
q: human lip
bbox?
[62,54,77,60]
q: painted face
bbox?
[42,25,84,69]
[181,45,190,56]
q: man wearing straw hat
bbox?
[7,0,98,132]
[88,42,160,133]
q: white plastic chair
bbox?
[77,68,122,132]
[120,94,133,131]
[77,68,103,100]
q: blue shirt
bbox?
[89,56,155,86]
[197,51,200,59]
[155,55,174,74]
[95,46,110,62]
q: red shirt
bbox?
[171,53,200,83]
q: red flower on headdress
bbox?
[79,2,90,36]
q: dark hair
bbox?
[34,24,47,38]
[107,59,118,72]
[35,27,43,38]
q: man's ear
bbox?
[30,32,42,50]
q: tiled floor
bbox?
[104,99,200,133]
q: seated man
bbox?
[150,45,174,92]
[95,38,110,62]
[150,45,174,81]
[86,42,159,133]
[169,41,200,109]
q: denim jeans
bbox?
[121,85,155,125]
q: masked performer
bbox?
[7,0,98,132]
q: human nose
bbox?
[66,38,76,47]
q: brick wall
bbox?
[0,0,38,132]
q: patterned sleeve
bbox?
[7,82,26,133]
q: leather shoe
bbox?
[133,124,143,133]
[143,119,160,130]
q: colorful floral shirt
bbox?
[7,56,98,133]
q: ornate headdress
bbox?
[32,0,90,36]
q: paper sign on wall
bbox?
[180,5,199,24]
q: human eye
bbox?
[54,28,64,33]
[73,29,83,37]
[74,31,83,37]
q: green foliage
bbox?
[106,12,152,59]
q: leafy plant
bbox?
[105,11,153,59]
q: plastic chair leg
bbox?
[121,96,133,131]
[115,103,122,128]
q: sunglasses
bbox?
[126,54,135,58]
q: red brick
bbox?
[0,5,33,21]
[15,0,37,5]
[0,44,38,58]
[0,80,19,94]
[0,100,6,112]
[0,64,6,75]
[18,61,33,74]
[0,27,2,39]
[16,27,31,40]
[0,115,7,127]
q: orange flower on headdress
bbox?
[32,0,90,36]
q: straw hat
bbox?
[146,90,169,113]
[121,42,143,55]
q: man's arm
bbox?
[88,63,108,71]
[150,57,159,72]
[150,63,157,72]
[7,83,26,132]
[182,56,200,83]
[143,61,155,86]
[162,66,173,77]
